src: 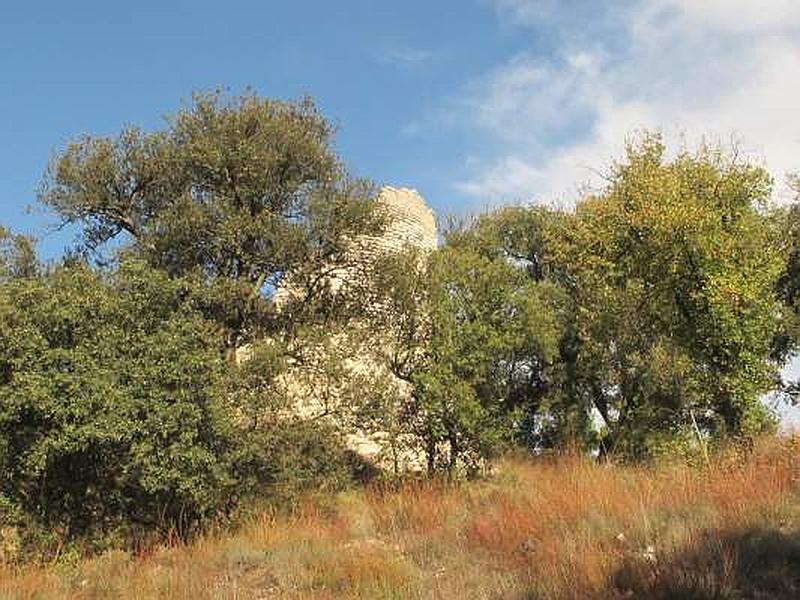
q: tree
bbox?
[39,90,381,355]
[456,135,786,457]
[546,135,782,454]
[371,243,563,476]
[0,257,359,553]
[448,207,590,450]
[0,260,238,543]
[773,173,800,401]
[0,226,37,281]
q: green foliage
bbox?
[0,261,358,552]
[478,135,783,455]
[373,242,563,475]
[39,90,381,351]
[0,260,237,544]
[5,101,796,557]
[774,175,800,399]
[375,134,786,462]
[223,339,355,502]
[1,90,385,553]
[0,226,38,281]
[239,420,353,506]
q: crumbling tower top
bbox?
[370,186,437,254]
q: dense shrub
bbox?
[0,261,238,547]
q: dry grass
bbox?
[1,436,798,599]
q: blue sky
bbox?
[2,1,800,420]
[1,0,532,253]
[3,1,799,248]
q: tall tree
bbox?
[550,135,783,453]
[463,135,786,456]
[39,90,380,353]
[774,173,800,400]
[371,242,563,475]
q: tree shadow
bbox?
[343,449,383,484]
[611,527,800,599]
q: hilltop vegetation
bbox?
[1,90,799,573]
[0,438,798,599]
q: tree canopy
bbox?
[40,91,381,352]
[0,261,235,540]
[451,135,785,457]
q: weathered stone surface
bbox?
[272,186,436,308]
[364,186,437,254]
[268,186,437,470]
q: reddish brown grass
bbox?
[0,436,797,599]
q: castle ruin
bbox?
[269,187,438,470]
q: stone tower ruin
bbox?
[365,186,437,254]
[272,186,436,308]
[270,186,438,470]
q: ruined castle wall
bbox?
[268,186,438,470]
[360,186,437,254]
[272,187,436,310]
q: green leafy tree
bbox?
[0,226,38,281]
[548,135,782,454]
[459,135,785,457]
[372,243,563,476]
[0,260,237,544]
[773,174,800,401]
[446,207,589,450]
[39,90,381,355]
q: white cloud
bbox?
[457,155,544,201]
[459,0,800,204]
[379,47,438,68]
[641,0,800,34]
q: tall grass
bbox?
[1,436,798,599]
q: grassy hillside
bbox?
[1,438,798,600]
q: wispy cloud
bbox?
[457,0,800,204]
[379,46,438,68]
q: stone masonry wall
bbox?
[270,186,437,470]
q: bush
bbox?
[224,341,359,507]
[0,261,237,549]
